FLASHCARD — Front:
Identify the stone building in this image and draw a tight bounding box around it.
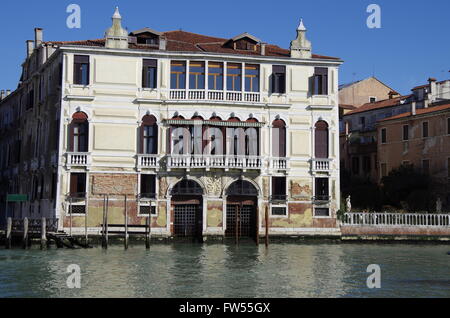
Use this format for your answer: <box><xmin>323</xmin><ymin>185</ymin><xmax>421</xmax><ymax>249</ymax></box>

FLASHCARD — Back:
<box><xmin>0</xmin><ymin>8</ymin><xmax>342</xmax><ymax>239</ymax></box>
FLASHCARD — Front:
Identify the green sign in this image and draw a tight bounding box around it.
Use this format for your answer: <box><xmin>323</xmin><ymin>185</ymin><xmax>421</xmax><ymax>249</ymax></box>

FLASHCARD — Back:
<box><xmin>6</xmin><ymin>194</ymin><xmax>28</xmax><ymax>202</ymax></box>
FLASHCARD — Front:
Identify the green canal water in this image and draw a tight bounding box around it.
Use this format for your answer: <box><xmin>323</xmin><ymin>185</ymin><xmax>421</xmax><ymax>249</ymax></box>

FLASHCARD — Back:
<box><xmin>0</xmin><ymin>243</ymin><xmax>449</xmax><ymax>298</ymax></box>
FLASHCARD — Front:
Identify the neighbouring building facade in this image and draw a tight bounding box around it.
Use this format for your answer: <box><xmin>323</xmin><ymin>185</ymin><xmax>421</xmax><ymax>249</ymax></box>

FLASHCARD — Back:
<box><xmin>341</xmin><ymin>77</ymin><xmax>450</xmax><ymax>183</ymax></box>
<box><xmin>0</xmin><ymin>8</ymin><xmax>342</xmax><ymax>239</ymax></box>
<box><xmin>339</xmin><ymin>76</ymin><xmax>398</xmax><ymax>108</ymax></box>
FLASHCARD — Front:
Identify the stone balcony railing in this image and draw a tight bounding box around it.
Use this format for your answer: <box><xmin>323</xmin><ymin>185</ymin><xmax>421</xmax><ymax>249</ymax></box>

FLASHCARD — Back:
<box><xmin>66</xmin><ymin>152</ymin><xmax>92</xmax><ymax>169</ymax></box>
<box><xmin>169</xmin><ymin>89</ymin><xmax>261</xmax><ymax>103</ymax></box>
<box><xmin>136</xmin><ymin>154</ymin><xmax>160</xmax><ymax>170</ymax></box>
<box><xmin>269</xmin><ymin>157</ymin><xmax>289</xmax><ymax>171</ymax></box>
<box><xmin>341</xmin><ymin>212</ymin><xmax>450</xmax><ymax>227</ymax></box>
<box><xmin>167</xmin><ymin>154</ymin><xmax>263</xmax><ymax>171</ymax></box>
<box><xmin>311</xmin><ymin>158</ymin><xmax>333</xmax><ymax>173</ymax></box>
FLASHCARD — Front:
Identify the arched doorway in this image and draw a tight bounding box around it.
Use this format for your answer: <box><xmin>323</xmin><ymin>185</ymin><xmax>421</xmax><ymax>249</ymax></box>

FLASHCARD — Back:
<box><xmin>225</xmin><ymin>180</ymin><xmax>259</xmax><ymax>241</ymax></box>
<box><xmin>171</xmin><ymin>179</ymin><xmax>204</xmax><ymax>240</ymax></box>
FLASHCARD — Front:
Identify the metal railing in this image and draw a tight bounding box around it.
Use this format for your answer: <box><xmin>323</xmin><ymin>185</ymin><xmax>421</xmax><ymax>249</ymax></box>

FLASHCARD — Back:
<box><xmin>11</xmin><ymin>218</ymin><xmax>59</xmax><ymax>233</ymax></box>
<box><xmin>341</xmin><ymin>212</ymin><xmax>450</xmax><ymax>227</ymax></box>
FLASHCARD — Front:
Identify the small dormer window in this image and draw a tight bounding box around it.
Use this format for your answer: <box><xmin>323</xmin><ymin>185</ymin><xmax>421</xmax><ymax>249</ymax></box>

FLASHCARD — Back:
<box><xmin>225</xmin><ymin>33</ymin><xmax>261</xmax><ymax>52</ymax></box>
<box><xmin>130</xmin><ymin>28</ymin><xmax>162</xmax><ymax>46</ymax></box>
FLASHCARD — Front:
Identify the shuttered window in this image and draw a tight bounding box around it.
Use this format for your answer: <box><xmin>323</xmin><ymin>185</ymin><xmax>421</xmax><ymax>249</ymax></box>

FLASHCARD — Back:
<box><xmin>142</xmin><ymin>59</ymin><xmax>157</xmax><ymax>89</ymax></box>
<box><xmin>315</xmin><ymin>121</ymin><xmax>329</xmax><ymax>159</ymax></box>
<box><xmin>271</xmin><ymin>177</ymin><xmax>287</xmax><ymax>201</ymax></box>
<box><xmin>272</xmin><ymin>65</ymin><xmax>286</xmax><ymax>94</ymax></box>
<box><xmin>74</xmin><ymin>55</ymin><xmax>90</xmax><ymax>85</ymax></box>
<box><xmin>312</xmin><ymin>67</ymin><xmax>328</xmax><ymax>95</ymax></box>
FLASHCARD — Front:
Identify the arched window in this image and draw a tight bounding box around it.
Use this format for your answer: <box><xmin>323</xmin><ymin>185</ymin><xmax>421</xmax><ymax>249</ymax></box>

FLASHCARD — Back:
<box><xmin>272</xmin><ymin>119</ymin><xmax>286</xmax><ymax>158</ymax></box>
<box><xmin>70</xmin><ymin>112</ymin><xmax>88</xmax><ymax>152</ymax></box>
<box><xmin>141</xmin><ymin>115</ymin><xmax>158</xmax><ymax>154</ymax></box>
<box><xmin>171</xmin><ymin>179</ymin><xmax>204</xmax><ymax>196</ymax></box>
<box><xmin>315</xmin><ymin>121</ymin><xmax>329</xmax><ymax>159</ymax></box>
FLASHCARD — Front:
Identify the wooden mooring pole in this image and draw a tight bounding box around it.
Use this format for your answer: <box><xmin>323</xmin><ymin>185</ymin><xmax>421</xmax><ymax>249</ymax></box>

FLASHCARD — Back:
<box><xmin>41</xmin><ymin>217</ymin><xmax>47</xmax><ymax>250</ymax></box>
<box><xmin>124</xmin><ymin>195</ymin><xmax>128</xmax><ymax>250</ymax></box>
<box><xmin>146</xmin><ymin>214</ymin><xmax>151</xmax><ymax>250</ymax></box>
<box><xmin>255</xmin><ymin>206</ymin><xmax>260</xmax><ymax>246</ymax></box>
<box><xmin>85</xmin><ymin>194</ymin><xmax>88</xmax><ymax>245</ymax></box>
<box><xmin>23</xmin><ymin>217</ymin><xmax>29</xmax><ymax>249</ymax></box>
<box><xmin>5</xmin><ymin>217</ymin><xmax>12</xmax><ymax>249</ymax></box>
<box><xmin>265</xmin><ymin>205</ymin><xmax>269</xmax><ymax>247</ymax></box>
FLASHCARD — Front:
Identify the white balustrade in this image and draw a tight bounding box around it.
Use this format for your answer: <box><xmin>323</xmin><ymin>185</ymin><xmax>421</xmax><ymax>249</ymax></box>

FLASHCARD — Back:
<box><xmin>138</xmin><ymin>154</ymin><xmax>159</xmax><ymax>168</ymax></box>
<box><xmin>168</xmin><ymin>89</ymin><xmax>263</xmax><ymax>103</ymax></box>
<box><xmin>66</xmin><ymin>153</ymin><xmax>91</xmax><ymax>167</ymax></box>
<box><xmin>342</xmin><ymin>212</ymin><xmax>450</xmax><ymax>228</ymax></box>
<box><xmin>168</xmin><ymin>155</ymin><xmax>262</xmax><ymax>170</ymax></box>
<box><xmin>312</xmin><ymin>159</ymin><xmax>331</xmax><ymax>172</ymax></box>
<box><xmin>271</xmin><ymin>157</ymin><xmax>288</xmax><ymax>170</ymax></box>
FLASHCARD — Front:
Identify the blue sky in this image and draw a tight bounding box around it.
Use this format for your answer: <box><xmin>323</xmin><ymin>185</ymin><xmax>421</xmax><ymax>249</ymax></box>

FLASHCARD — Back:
<box><xmin>0</xmin><ymin>0</ymin><xmax>449</xmax><ymax>95</ymax></box>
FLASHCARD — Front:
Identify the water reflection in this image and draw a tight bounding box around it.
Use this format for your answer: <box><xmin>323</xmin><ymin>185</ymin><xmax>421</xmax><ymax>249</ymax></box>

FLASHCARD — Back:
<box><xmin>0</xmin><ymin>243</ymin><xmax>448</xmax><ymax>298</ymax></box>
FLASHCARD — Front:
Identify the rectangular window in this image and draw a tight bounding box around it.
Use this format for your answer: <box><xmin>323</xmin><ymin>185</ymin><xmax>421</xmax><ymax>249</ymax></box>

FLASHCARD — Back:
<box><xmin>363</xmin><ymin>156</ymin><xmax>371</xmax><ymax>174</ymax></box>
<box><xmin>315</xmin><ymin>208</ymin><xmax>329</xmax><ymax>217</ymax></box>
<box><xmin>381</xmin><ymin>128</ymin><xmax>387</xmax><ymax>144</ymax></box>
<box><xmin>245</xmin><ymin>64</ymin><xmax>259</xmax><ymax>92</ymax></box>
<box><xmin>70</xmin><ymin>173</ymin><xmax>86</xmax><ymax>197</ymax></box>
<box><xmin>189</xmin><ymin>61</ymin><xmax>205</xmax><ymax>89</ymax></box>
<box><xmin>74</xmin><ymin>55</ymin><xmax>90</xmax><ymax>85</ymax></box>
<box><xmin>403</xmin><ymin>125</ymin><xmax>409</xmax><ymax>141</ymax></box>
<box><xmin>352</xmin><ymin>157</ymin><xmax>360</xmax><ymax>175</ymax></box>
<box><xmin>422</xmin><ymin>122</ymin><xmax>429</xmax><ymax>138</ymax></box>
<box><xmin>422</xmin><ymin>160</ymin><xmax>430</xmax><ymax>174</ymax></box>
<box><xmin>271</xmin><ymin>177</ymin><xmax>287</xmax><ymax>201</ymax></box>
<box><xmin>208</xmin><ymin>62</ymin><xmax>223</xmax><ymax>90</ymax></box>
<box><xmin>272</xmin><ymin>65</ymin><xmax>286</xmax><ymax>94</ymax></box>
<box><xmin>381</xmin><ymin>163</ymin><xmax>387</xmax><ymax>178</ymax></box>
<box><xmin>140</xmin><ymin>205</ymin><xmax>157</xmax><ymax>216</ymax></box>
<box><xmin>170</xmin><ymin>61</ymin><xmax>186</xmax><ymax>89</ymax></box>
<box><xmin>72</xmin><ymin>122</ymin><xmax>88</xmax><ymax>152</ymax></box>
<box><xmin>140</xmin><ymin>175</ymin><xmax>156</xmax><ymax>199</ymax></box>
<box><xmin>313</xmin><ymin>67</ymin><xmax>328</xmax><ymax>95</ymax></box>
<box><xmin>143</xmin><ymin>59</ymin><xmax>157</xmax><ymax>89</ymax></box>
<box><xmin>142</xmin><ymin>125</ymin><xmax>157</xmax><ymax>154</ymax></box>
<box><xmin>226</xmin><ymin>63</ymin><xmax>242</xmax><ymax>91</ymax></box>
<box><xmin>315</xmin><ymin>178</ymin><xmax>329</xmax><ymax>201</ymax></box>
<box><xmin>370</xmin><ymin>97</ymin><xmax>377</xmax><ymax>103</ymax></box>
<box><xmin>271</xmin><ymin>207</ymin><xmax>287</xmax><ymax>216</ymax></box>
<box><xmin>448</xmin><ymin>158</ymin><xmax>450</xmax><ymax>178</ymax></box>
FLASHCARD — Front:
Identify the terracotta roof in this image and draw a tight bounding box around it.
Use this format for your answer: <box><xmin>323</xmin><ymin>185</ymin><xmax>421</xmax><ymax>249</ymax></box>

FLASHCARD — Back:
<box><xmin>339</xmin><ymin>104</ymin><xmax>357</xmax><ymax>110</ymax></box>
<box><xmin>379</xmin><ymin>103</ymin><xmax>450</xmax><ymax>122</ymax></box>
<box><xmin>345</xmin><ymin>95</ymin><xmax>412</xmax><ymax>116</ymax></box>
<box><xmin>44</xmin><ymin>30</ymin><xmax>340</xmax><ymax>60</ymax></box>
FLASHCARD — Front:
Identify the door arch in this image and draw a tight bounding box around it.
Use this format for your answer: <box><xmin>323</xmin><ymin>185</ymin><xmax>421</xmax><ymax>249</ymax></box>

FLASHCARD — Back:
<box><xmin>225</xmin><ymin>180</ymin><xmax>259</xmax><ymax>241</ymax></box>
<box><xmin>171</xmin><ymin>179</ymin><xmax>204</xmax><ymax>240</ymax></box>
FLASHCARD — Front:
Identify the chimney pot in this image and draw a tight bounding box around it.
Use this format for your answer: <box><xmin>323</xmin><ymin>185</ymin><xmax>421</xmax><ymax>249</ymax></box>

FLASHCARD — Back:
<box><xmin>411</xmin><ymin>101</ymin><xmax>416</xmax><ymax>116</ymax></box>
<box><xmin>6</xmin><ymin>90</ymin><xmax>11</xmax><ymax>96</ymax></box>
<box><xmin>0</xmin><ymin>90</ymin><xmax>5</xmax><ymax>100</ymax></box>
<box><xmin>35</xmin><ymin>28</ymin><xmax>43</xmax><ymax>48</ymax></box>
<box><xmin>159</xmin><ymin>36</ymin><xmax>167</xmax><ymax>51</ymax></box>
<box><xmin>26</xmin><ymin>40</ymin><xmax>34</xmax><ymax>58</ymax></box>
<box><xmin>261</xmin><ymin>43</ymin><xmax>266</xmax><ymax>56</ymax></box>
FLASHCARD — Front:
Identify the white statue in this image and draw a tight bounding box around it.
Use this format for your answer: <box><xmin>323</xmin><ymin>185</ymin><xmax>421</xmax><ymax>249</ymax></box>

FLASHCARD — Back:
<box><xmin>346</xmin><ymin>195</ymin><xmax>352</xmax><ymax>212</ymax></box>
<box><xmin>436</xmin><ymin>197</ymin><xmax>442</xmax><ymax>213</ymax></box>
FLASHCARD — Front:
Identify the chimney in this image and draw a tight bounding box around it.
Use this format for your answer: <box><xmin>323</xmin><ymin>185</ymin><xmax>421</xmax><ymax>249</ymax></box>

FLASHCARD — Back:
<box><xmin>428</xmin><ymin>77</ymin><xmax>437</xmax><ymax>102</ymax></box>
<box><xmin>388</xmin><ymin>91</ymin><xmax>399</xmax><ymax>99</ymax></box>
<box><xmin>35</xmin><ymin>28</ymin><xmax>43</xmax><ymax>48</ymax></box>
<box><xmin>26</xmin><ymin>40</ymin><xmax>34</xmax><ymax>58</ymax></box>
<box><xmin>411</xmin><ymin>101</ymin><xmax>416</xmax><ymax>116</ymax></box>
<box><xmin>260</xmin><ymin>42</ymin><xmax>266</xmax><ymax>56</ymax></box>
<box><xmin>159</xmin><ymin>36</ymin><xmax>167</xmax><ymax>51</ymax></box>
<box><xmin>424</xmin><ymin>98</ymin><xmax>429</xmax><ymax>109</ymax></box>
<box><xmin>0</xmin><ymin>90</ymin><xmax>5</xmax><ymax>101</ymax></box>
<box><xmin>6</xmin><ymin>90</ymin><xmax>11</xmax><ymax>97</ymax></box>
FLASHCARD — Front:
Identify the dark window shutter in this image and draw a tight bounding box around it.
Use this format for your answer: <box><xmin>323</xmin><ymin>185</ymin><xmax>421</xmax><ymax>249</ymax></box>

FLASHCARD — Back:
<box><xmin>315</xmin><ymin>121</ymin><xmax>329</xmax><ymax>158</ymax></box>
<box><xmin>68</xmin><ymin>123</ymin><xmax>74</xmax><ymax>152</ymax></box>
<box><xmin>143</xmin><ymin>59</ymin><xmax>157</xmax><ymax>67</ymax></box>
<box><xmin>74</xmin><ymin>55</ymin><xmax>89</xmax><ymax>64</ymax></box>
<box><xmin>70</xmin><ymin>173</ymin><xmax>78</xmax><ymax>195</ymax></box>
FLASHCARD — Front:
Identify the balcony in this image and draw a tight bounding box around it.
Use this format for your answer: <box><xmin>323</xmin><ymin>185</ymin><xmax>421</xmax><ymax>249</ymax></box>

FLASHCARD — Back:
<box><xmin>270</xmin><ymin>157</ymin><xmax>289</xmax><ymax>171</ymax></box>
<box><xmin>311</xmin><ymin>159</ymin><xmax>333</xmax><ymax>173</ymax></box>
<box><xmin>169</xmin><ymin>89</ymin><xmax>261</xmax><ymax>103</ymax></box>
<box><xmin>66</xmin><ymin>152</ymin><xmax>91</xmax><ymax>169</ymax></box>
<box><xmin>136</xmin><ymin>154</ymin><xmax>160</xmax><ymax>170</ymax></box>
<box><xmin>167</xmin><ymin>154</ymin><xmax>263</xmax><ymax>171</ymax></box>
